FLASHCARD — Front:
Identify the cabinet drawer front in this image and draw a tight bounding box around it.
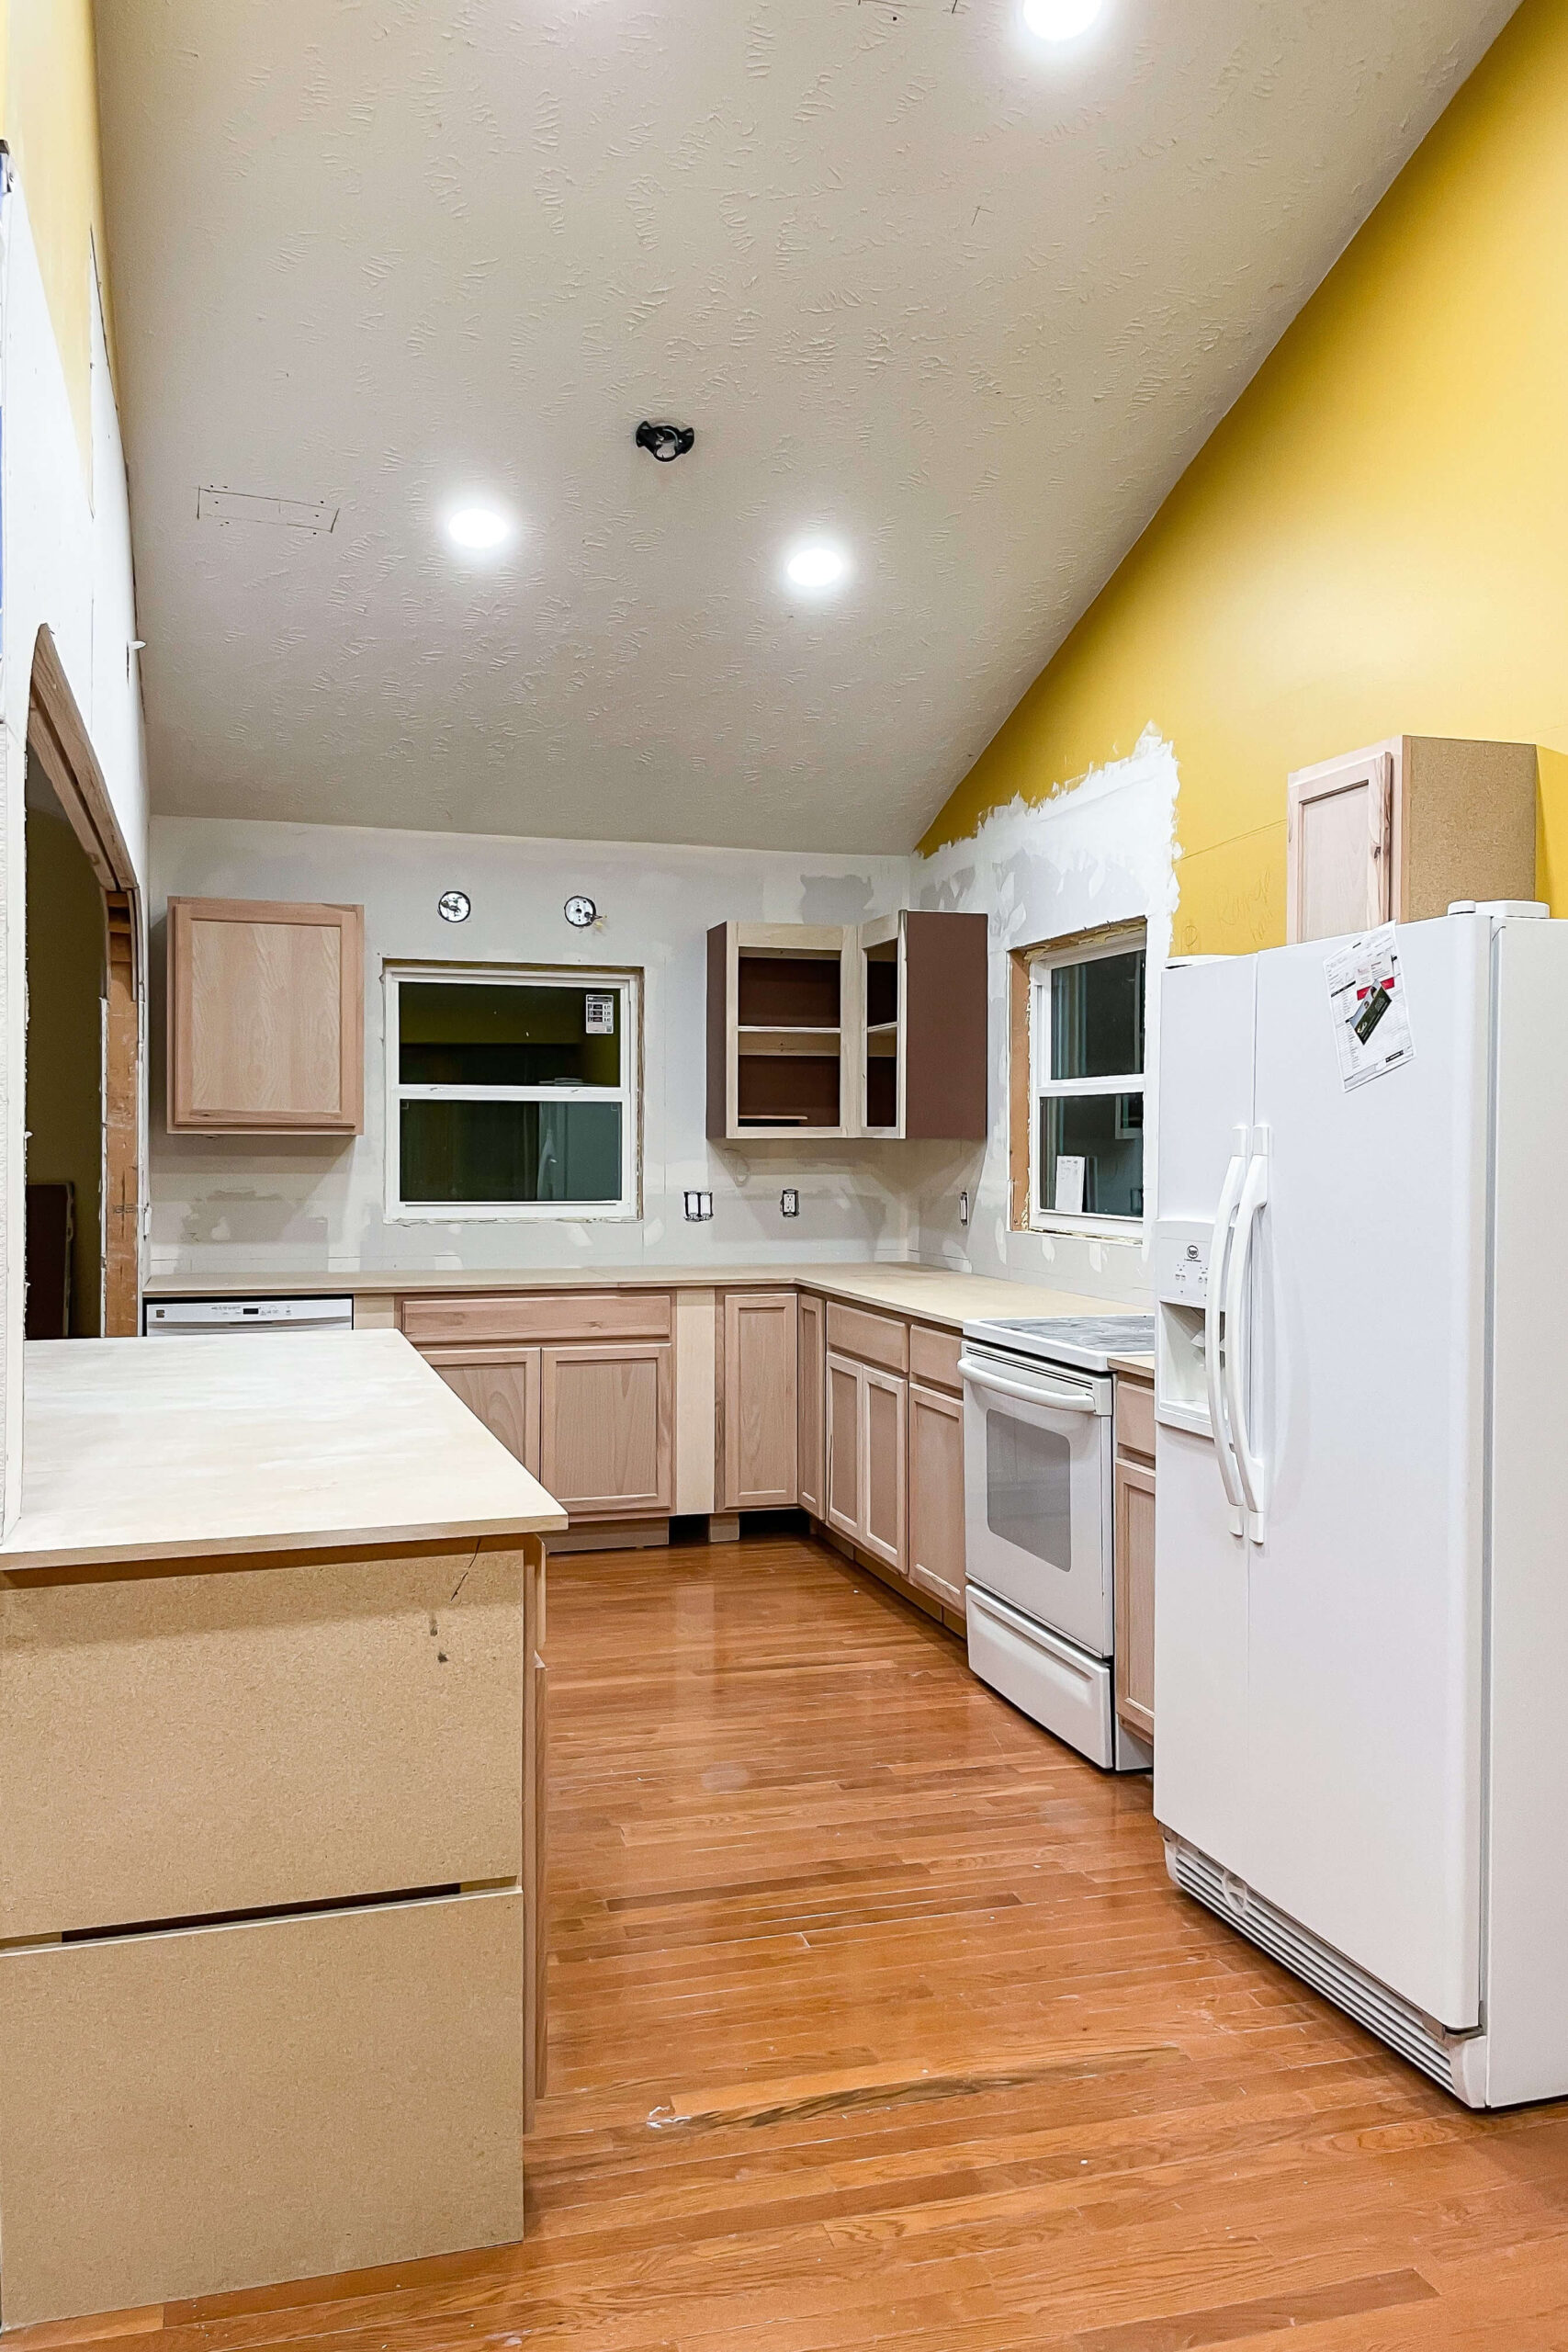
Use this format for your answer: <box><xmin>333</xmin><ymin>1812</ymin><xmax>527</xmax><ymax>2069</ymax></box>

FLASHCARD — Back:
<box><xmin>1115</xmin><ymin>1374</ymin><xmax>1156</xmax><ymax>1461</ymax></box>
<box><xmin>402</xmin><ymin>1290</ymin><xmax>672</xmax><ymax>1347</ymax></box>
<box><xmin>825</xmin><ymin>1299</ymin><xmax>909</xmax><ymax>1374</ymax></box>
<box><xmin>541</xmin><ymin>1343</ymin><xmax>672</xmax><ymax>1517</ymax></box>
<box><xmin>0</xmin><ymin>1548</ymin><xmax>525</xmax><ymax>1939</ymax></box>
<box><xmin>0</xmin><ymin>1890</ymin><xmax>524</xmax><ymax>2326</ymax></box>
<box><xmin>908</xmin><ymin>1322</ymin><xmax>962</xmax><ymax>1393</ymax></box>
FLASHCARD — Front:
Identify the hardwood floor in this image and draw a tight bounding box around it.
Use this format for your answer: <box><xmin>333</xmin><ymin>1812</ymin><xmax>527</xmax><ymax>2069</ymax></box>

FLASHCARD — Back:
<box><xmin>19</xmin><ymin>1532</ymin><xmax>1568</xmax><ymax>2350</ymax></box>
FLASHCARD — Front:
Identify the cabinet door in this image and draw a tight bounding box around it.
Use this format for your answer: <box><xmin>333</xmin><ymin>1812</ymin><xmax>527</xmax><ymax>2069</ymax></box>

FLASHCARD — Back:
<box><xmin>797</xmin><ymin>1294</ymin><xmax>826</xmax><ymax>1518</ymax></box>
<box><xmin>908</xmin><ymin>1381</ymin><xmax>964</xmax><ymax>1611</ymax></box>
<box><xmin>1285</xmin><ymin>752</ymin><xmax>1393</xmax><ymax>944</ymax></box>
<box><xmin>422</xmin><ymin>1345</ymin><xmax>541</xmax><ymax>1479</ymax></box>
<box><xmin>540</xmin><ymin>1343</ymin><xmax>671</xmax><ymax>1517</ymax></box>
<box><xmin>167</xmin><ymin>897</ymin><xmax>364</xmax><ymax>1133</ymax></box>
<box><xmin>723</xmin><ymin>1291</ymin><xmax>798</xmax><ymax>1510</ymax></box>
<box><xmin>1113</xmin><ymin>1454</ymin><xmax>1156</xmax><ymax>1743</ymax></box>
<box><xmin>825</xmin><ymin>1353</ymin><xmax>863</xmax><ymax>1544</ymax></box>
<box><xmin>523</xmin><ymin>1542</ymin><xmax>548</xmax><ymax>2125</ymax></box>
<box><xmin>861</xmin><ymin>1365</ymin><xmax>908</xmax><ymax>1575</ymax></box>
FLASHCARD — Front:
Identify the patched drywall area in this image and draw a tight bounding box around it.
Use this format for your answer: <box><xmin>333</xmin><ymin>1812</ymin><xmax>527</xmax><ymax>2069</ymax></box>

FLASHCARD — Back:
<box><xmin>148</xmin><ymin>819</ymin><xmax>915</xmax><ymax>1280</ymax></box>
<box><xmin>908</xmin><ymin>733</ymin><xmax>1179</xmax><ymax>1304</ymax></box>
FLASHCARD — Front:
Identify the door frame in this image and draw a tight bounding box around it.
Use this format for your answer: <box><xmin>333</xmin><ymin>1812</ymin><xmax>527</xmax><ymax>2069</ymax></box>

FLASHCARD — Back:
<box><xmin>25</xmin><ymin>625</ymin><xmax>143</xmax><ymax>1336</ymax></box>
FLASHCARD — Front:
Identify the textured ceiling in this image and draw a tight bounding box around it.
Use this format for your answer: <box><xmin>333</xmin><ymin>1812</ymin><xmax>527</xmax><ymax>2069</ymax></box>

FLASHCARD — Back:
<box><xmin>95</xmin><ymin>0</ymin><xmax>1515</xmax><ymax>852</ymax></box>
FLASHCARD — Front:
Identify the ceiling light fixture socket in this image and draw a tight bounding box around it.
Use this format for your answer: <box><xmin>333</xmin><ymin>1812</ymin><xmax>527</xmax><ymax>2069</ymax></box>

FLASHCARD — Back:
<box><xmin>636</xmin><ymin>420</ymin><xmax>695</xmax><ymax>463</ymax></box>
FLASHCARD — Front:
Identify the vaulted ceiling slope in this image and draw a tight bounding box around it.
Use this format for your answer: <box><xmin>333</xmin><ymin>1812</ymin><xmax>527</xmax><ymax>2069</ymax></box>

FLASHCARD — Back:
<box><xmin>95</xmin><ymin>0</ymin><xmax>1514</xmax><ymax>853</ymax></box>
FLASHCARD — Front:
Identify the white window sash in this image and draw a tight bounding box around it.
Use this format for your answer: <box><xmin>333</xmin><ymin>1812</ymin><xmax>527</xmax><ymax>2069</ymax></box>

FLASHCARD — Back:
<box><xmin>384</xmin><ymin>965</ymin><xmax>638</xmax><ymax>1222</ymax></box>
<box><xmin>1027</xmin><ymin>930</ymin><xmax>1147</xmax><ymax>1234</ymax></box>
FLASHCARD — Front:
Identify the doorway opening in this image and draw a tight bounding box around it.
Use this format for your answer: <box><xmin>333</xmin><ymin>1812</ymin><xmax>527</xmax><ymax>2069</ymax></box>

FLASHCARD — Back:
<box><xmin>23</xmin><ymin>627</ymin><xmax>142</xmax><ymax>1338</ymax></box>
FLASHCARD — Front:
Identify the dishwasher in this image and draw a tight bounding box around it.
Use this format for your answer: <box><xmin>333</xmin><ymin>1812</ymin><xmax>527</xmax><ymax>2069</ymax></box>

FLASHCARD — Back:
<box><xmin>143</xmin><ymin>1296</ymin><xmax>355</xmax><ymax>1335</ymax></box>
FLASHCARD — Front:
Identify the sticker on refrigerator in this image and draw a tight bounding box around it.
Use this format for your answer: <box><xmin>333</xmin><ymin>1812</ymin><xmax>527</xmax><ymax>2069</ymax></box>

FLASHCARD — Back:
<box><xmin>1324</xmin><ymin>923</ymin><xmax>1413</xmax><ymax>1091</ymax></box>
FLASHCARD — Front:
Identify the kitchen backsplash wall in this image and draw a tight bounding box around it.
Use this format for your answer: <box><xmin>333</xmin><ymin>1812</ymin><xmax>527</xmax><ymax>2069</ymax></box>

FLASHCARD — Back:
<box><xmin>149</xmin><ymin>818</ymin><xmax>915</xmax><ymax>1279</ymax></box>
<box><xmin>150</xmin><ymin>757</ymin><xmax>1175</xmax><ymax>1300</ymax></box>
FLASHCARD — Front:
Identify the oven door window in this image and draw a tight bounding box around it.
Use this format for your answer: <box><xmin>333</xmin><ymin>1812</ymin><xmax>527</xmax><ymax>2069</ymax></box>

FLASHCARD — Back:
<box><xmin>985</xmin><ymin>1407</ymin><xmax>1073</xmax><ymax>1573</ymax></box>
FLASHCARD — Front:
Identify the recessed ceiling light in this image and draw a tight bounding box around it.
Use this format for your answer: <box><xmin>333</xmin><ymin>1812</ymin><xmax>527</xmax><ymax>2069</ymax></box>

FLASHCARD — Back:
<box><xmin>445</xmin><ymin>504</ymin><xmax>513</xmax><ymax>551</ymax></box>
<box><xmin>785</xmin><ymin>543</ymin><xmax>851</xmax><ymax>593</ymax></box>
<box><xmin>1022</xmin><ymin>0</ymin><xmax>1102</xmax><ymax>39</ymax></box>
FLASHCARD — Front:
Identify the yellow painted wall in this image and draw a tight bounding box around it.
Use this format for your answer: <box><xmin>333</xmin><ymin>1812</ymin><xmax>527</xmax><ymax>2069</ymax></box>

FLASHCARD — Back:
<box><xmin>920</xmin><ymin>0</ymin><xmax>1568</xmax><ymax>954</ymax></box>
<box><xmin>2</xmin><ymin>0</ymin><xmax>109</xmax><ymax>481</ymax></box>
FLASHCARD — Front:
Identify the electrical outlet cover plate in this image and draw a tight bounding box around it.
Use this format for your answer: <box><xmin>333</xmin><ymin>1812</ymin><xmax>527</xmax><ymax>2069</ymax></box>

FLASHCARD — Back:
<box><xmin>781</xmin><ymin>1190</ymin><xmax>799</xmax><ymax>1216</ymax></box>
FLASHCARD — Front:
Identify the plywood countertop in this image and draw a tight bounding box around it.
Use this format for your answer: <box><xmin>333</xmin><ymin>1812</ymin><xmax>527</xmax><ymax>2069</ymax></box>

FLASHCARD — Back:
<box><xmin>142</xmin><ymin>1261</ymin><xmax>1131</xmax><ymax>1332</ymax></box>
<box><xmin>1109</xmin><ymin>1351</ymin><xmax>1156</xmax><ymax>1378</ymax></box>
<box><xmin>1</xmin><ymin>1331</ymin><xmax>568</xmax><ymax>1571</ymax></box>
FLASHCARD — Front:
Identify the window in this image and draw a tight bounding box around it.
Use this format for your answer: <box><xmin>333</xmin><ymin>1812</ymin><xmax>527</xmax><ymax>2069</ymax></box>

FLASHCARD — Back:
<box><xmin>386</xmin><ymin>966</ymin><xmax>638</xmax><ymax>1220</ymax></box>
<box><xmin>1030</xmin><ymin>930</ymin><xmax>1145</xmax><ymax>1227</ymax></box>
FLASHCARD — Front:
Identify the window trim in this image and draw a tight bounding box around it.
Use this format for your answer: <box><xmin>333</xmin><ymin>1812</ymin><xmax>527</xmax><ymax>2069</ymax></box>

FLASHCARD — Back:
<box><xmin>1025</xmin><ymin>925</ymin><xmax>1147</xmax><ymax>1238</ymax></box>
<box><xmin>383</xmin><ymin>960</ymin><xmax>642</xmax><ymax>1223</ymax></box>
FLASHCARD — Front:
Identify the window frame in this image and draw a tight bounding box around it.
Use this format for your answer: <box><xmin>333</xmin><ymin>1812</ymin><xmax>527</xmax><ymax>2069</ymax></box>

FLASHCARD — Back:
<box><xmin>1027</xmin><ymin>925</ymin><xmax>1147</xmax><ymax>1238</ymax></box>
<box><xmin>383</xmin><ymin>960</ymin><xmax>641</xmax><ymax>1223</ymax></box>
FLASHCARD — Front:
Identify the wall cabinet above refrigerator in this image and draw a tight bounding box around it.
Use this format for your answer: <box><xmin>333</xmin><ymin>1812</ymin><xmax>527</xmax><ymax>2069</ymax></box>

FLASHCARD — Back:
<box><xmin>705</xmin><ymin>912</ymin><xmax>987</xmax><ymax>1144</ymax></box>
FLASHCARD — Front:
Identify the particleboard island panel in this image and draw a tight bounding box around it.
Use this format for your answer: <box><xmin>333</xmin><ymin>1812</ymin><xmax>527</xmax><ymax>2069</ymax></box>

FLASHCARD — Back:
<box><xmin>0</xmin><ymin>1334</ymin><xmax>560</xmax><ymax>2324</ymax></box>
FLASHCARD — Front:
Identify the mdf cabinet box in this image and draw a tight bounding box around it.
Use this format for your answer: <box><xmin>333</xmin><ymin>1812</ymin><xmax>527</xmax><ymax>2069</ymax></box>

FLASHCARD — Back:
<box><xmin>167</xmin><ymin>896</ymin><xmax>365</xmax><ymax>1132</ymax></box>
<box><xmin>706</xmin><ymin>911</ymin><xmax>987</xmax><ymax>1143</ymax></box>
<box><xmin>1285</xmin><ymin>737</ymin><xmax>1537</xmax><ymax>945</ymax></box>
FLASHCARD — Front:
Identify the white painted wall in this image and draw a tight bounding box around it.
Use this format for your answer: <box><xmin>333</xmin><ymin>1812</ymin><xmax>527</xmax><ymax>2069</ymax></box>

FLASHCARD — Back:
<box><xmin>148</xmin><ymin>754</ymin><xmax>1175</xmax><ymax>1306</ymax></box>
<box><xmin>149</xmin><ymin>818</ymin><xmax>915</xmax><ymax>1279</ymax></box>
<box><xmin>1</xmin><ymin>183</ymin><xmax>149</xmax><ymax>1523</ymax></box>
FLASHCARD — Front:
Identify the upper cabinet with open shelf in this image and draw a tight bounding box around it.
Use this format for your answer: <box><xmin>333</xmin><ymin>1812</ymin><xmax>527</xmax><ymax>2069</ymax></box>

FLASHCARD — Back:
<box><xmin>706</xmin><ymin>912</ymin><xmax>987</xmax><ymax>1145</ymax></box>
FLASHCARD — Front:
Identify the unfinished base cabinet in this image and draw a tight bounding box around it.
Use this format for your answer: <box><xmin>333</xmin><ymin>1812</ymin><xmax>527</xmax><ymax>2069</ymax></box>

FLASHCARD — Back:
<box><xmin>721</xmin><ymin>1290</ymin><xmax>797</xmax><ymax>1510</ymax></box>
<box><xmin>542</xmin><ymin>1342</ymin><xmax>672</xmax><ymax>1518</ymax></box>
<box><xmin>908</xmin><ymin>1380</ymin><xmax>964</xmax><ymax>1612</ymax></box>
<box><xmin>422</xmin><ymin>1345</ymin><xmax>542</xmax><ymax>1480</ymax></box>
<box><xmin>1113</xmin><ymin>1372</ymin><xmax>1156</xmax><ymax>1746</ymax></box>
<box><xmin>403</xmin><ymin>1293</ymin><xmax>674</xmax><ymax>1527</ymax></box>
<box><xmin>797</xmin><ymin>1292</ymin><xmax>826</xmax><ymax>1518</ymax></box>
<box><xmin>826</xmin><ymin>1351</ymin><xmax>907</xmax><ymax>1575</ymax></box>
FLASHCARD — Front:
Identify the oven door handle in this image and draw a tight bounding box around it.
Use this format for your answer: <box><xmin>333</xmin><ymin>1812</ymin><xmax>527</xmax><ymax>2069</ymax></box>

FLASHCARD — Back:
<box><xmin>959</xmin><ymin>1362</ymin><xmax>1099</xmax><ymax>1415</ymax></box>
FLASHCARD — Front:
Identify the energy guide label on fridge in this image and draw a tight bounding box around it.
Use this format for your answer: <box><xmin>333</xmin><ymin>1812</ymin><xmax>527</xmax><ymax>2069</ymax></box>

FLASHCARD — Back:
<box><xmin>1325</xmin><ymin>922</ymin><xmax>1413</xmax><ymax>1091</ymax></box>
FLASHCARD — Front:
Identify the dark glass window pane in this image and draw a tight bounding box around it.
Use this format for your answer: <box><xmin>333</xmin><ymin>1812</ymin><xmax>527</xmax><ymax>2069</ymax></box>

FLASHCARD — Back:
<box><xmin>1050</xmin><ymin>950</ymin><xmax>1145</xmax><ymax>1080</ymax></box>
<box><xmin>1038</xmin><ymin>1093</ymin><xmax>1144</xmax><ymax>1219</ymax></box>
<box><xmin>400</xmin><ymin>1100</ymin><xmax>623</xmax><ymax>1204</ymax></box>
<box><xmin>986</xmin><ymin>1409</ymin><xmax>1072</xmax><ymax>1572</ymax></box>
<box><xmin>399</xmin><ymin>983</ymin><xmax>621</xmax><ymax>1088</ymax></box>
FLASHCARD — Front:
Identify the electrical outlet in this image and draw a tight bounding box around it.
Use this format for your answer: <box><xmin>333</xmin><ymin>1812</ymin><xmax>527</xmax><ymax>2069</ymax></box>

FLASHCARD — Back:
<box><xmin>683</xmin><ymin>1191</ymin><xmax>715</xmax><ymax>1222</ymax></box>
<box><xmin>781</xmin><ymin>1189</ymin><xmax>799</xmax><ymax>1217</ymax></box>
<box><xmin>959</xmin><ymin>1189</ymin><xmax>970</xmax><ymax>1227</ymax></box>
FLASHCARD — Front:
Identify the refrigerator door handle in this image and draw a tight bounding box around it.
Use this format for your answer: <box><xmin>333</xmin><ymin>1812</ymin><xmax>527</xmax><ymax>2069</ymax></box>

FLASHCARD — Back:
<box><xmin>1206</xmin><ymin>1151</ymin><xmax>1247</xmax><ymax>1537</ymax></box>
<box><xmin>1224</xmin><ymin>1144</ymin><xmax>1270</xmax><ymax>1544</ymax></box>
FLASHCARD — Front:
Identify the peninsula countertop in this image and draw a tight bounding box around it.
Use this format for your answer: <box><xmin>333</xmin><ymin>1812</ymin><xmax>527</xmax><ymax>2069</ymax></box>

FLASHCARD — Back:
<box><xmin>1</xmin><ymin>1329</ymin><xmax>568</xmax><ymax>1571</ymax></box>
<box><xmin>141</xmin><ymin>1261</ymin><xmax>1136</xmax><ymax>1333</ymax></box>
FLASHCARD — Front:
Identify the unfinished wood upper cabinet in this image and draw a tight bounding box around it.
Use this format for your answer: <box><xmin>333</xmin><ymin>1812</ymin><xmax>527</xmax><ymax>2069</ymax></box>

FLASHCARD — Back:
<box><xmin>797</xmin><ymin>1292</ymin><xmax>826</xmax><ymax>1518</ymax></box>
<box><xmin>859</xmin><ymin>910</ymin><xmax>988</xmax><ymax>1139</ymax></box>
<box><xmin>825</xmin><ymin>1349</ymin><xmax>907</xmax><ymax>1575</ymax></box>
<box><xmin>706</xmin><ymin>922</ymin><xmax>858</xmax><ymax>1140</ymax></box>
<box><xmin>167</xmin><ymin>897</ymin><xmax>364</xmax><ymax>1132</ymax></box>
<box><xmin>540</xmin><ymin>1341</ymin><xmax>672</xmax><ymax>1519</ymax></box>
<box><xmin>1286</xmin><ymin>737</ymin><xmax>1538</xmax><ymax>944</ymax></box>
<box><xmin>420</xmin><ymin>1344</ymin><xmax>542</xmax><ymax>1480</ymax></box>
<box><xmin>722</xmin><ymin>1290</ymin><xmax>797</xmax><ymax>1510</ymax></box>
<box><xmin>908</xmin><ymin>1380</ymin><xmax>964</xmax><ymax>1612</ymax></box>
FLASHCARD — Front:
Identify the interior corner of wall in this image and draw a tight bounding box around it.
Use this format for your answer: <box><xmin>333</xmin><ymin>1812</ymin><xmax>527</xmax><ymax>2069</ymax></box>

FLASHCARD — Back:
<box><xmin>1170</xmin><ymin>822</ymin><xmax>1287</xmax><ymax>958</ymax></box>
<box><xmin>1534</xmin><ymin>749</ymin><xmax>1568</xmax><ymax>916</ymax></box>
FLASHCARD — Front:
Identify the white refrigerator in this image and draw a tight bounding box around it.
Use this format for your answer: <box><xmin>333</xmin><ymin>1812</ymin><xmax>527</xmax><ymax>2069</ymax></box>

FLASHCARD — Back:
<box><xmin>1153</xmin><ymin>904</ymin><xmax>1568</xmax><ymax>2106</ymax></box>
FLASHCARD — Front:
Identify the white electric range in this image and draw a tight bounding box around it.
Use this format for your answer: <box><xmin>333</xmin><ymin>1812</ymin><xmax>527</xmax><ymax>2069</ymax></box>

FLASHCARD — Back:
<box><xmin>960</xmin><ymin>1312</ymin><xmax>1155</xmax><ymax>1772</ymax></box>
